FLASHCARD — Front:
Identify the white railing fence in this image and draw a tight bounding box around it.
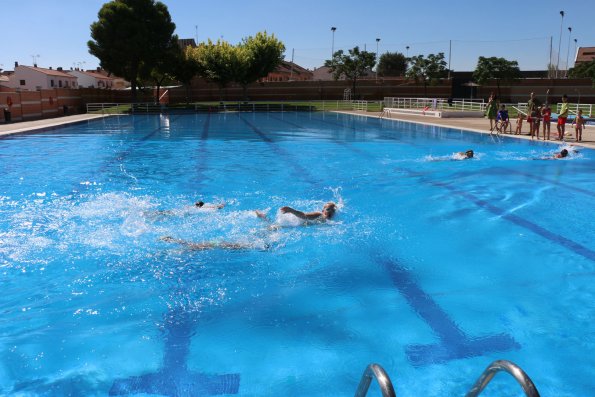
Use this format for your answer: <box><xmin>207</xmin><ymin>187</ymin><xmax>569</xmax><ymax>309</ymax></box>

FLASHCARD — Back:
<box><xmin>383</xmin><ymin>97</ymin><xmax>485</xmax><ymax>112</ymax></box>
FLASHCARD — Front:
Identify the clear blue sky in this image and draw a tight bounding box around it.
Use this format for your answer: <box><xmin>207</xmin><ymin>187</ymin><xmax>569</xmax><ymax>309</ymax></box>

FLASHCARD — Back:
<box><xmin>1</xmin><ymin>0</ymin><xmax>593</xmax><ymax>73</ymax></box>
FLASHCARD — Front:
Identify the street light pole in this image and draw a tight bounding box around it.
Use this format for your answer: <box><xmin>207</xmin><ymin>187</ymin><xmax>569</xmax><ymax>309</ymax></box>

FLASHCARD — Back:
<box><xmin>331</xmin><ymin>27</ymin><xmax>337</xmax><ymax>61</ymax></box>
<box><xmin>565</xmin><ymin>26</ymin><xmax>572</xmax><ymax>77</ymax></box>
<box><xmin>376</xmin><ymin>38</ymin><xmax>380</xmax><ymax>82</ymax></box>
<box><xmin>556</xmin><ymin>10</ymin><xmax>564</xmax><ymax>78</ymax></box>
<box><xmin>406</xmin><ymin>46</ymin><xmax>409</xmax><ymax>57</ymax></box>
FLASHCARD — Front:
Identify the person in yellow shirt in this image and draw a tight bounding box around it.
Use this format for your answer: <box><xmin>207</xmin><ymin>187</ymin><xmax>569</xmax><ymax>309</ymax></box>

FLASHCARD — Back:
<box><xmin>556</xmin><ymin>94</ymin><xmax>569</xmax><ymax>140</ymax></box>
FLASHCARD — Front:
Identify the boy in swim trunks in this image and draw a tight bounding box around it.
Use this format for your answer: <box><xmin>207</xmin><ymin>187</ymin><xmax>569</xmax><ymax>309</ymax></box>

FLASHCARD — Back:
<box><xmin>557</xmin><ymin>95</ymin><xmax>569</xmax><ymax>140</ymax></box>
<box><xmin>541</xmin><ymin>103</ymin><xmax>552</xmax><ymax>140</ymax></box>
<box><xmin>571</xmin><ymin>109</ymin><xmax>585</xmax><ymax>142</ymax></box>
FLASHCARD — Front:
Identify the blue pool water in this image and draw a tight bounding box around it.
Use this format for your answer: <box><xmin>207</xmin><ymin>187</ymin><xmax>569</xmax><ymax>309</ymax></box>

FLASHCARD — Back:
<box><xmin>0</xmin><ymin>112</ymin><xmax>593</xmax><ymax>396</ymax></box>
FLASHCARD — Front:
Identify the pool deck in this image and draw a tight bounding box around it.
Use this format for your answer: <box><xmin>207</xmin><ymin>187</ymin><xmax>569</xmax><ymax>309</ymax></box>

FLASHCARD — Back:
<box><xmin>339</xmin><ymin>110</ymin><xmax>595</xmax><ymax>149</ymax></box>
<box><xmin>1</xmin><ymin>111</ymin><xmax>594</xmax><ymax>149</ymax></box>
<box><xmin>0</xmin><ymin>114</ymin><xmax>111</xmax><ymax>137</ymax></box>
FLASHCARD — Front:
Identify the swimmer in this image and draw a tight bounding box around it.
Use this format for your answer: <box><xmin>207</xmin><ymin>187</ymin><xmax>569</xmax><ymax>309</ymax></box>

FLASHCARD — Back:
<box><xmin>194</xmin><ymin>201</ymin><xmax>225</xmax><ymax>209</ymax></box>
<box><xmin>150</xmin><ymin>200</ymin><xmax>225</xmax><ymax>217</ymax></box>
<box><xmin>160</xmin><ymin>236</ymin><xmax>268</xmax><ymax>251</ymax></box>
<box><xmin>554</xmin><ymin>149</ymin><xmax>569</xmax><ymax>158</ymax></box>
<box><xmin>458</xmin><ymin>150</ymin><xmax>474</xmax><ymax>159</ymax></box>
<box><xmin>533</xmin><ymin>148</ymin><xmax>578</xmax><ymax>160</ymax></box>
<box><xmin>256</xmin><ymin>202</ymin><xmax>337</xmax><ymax>225</ymax></box>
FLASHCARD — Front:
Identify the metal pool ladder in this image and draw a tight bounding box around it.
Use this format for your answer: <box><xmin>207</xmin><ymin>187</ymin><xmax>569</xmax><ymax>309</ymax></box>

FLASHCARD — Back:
<box><xmin>354</xmin><ymin>360</ymin><xmax>540</xmax><ymax>397</ymax></box>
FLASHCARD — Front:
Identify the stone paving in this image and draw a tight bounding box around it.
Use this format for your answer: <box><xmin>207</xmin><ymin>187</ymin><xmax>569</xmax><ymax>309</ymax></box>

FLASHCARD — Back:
<box><xmin>0</xmin><ymin>114</ymin><xmax>111</xmax><ymax>137</ymax></box>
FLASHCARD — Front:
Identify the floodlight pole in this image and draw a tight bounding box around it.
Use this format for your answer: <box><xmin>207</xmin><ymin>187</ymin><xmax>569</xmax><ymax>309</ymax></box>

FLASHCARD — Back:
<box><xmin>565</xmin><ymin>26</ymin><xmax>572</xmax><ymax>77</ymax></box>
<box><xmin>556</xmin><ymin>10</ymin><xmax>564</xmax><ymax>78</ymax></box>
<box><xmin>376</xmin><ymin>38</ymin><xmax>380</xmax><ymax>82</ymax></box>
<box><xmin>448</xmin><ymin>39</ymin><xmax>452</xmax><ymax>79</ymax></box>
<box><xmin>331</xmin><ymin>27</ymin><xmax>337</xmax><ymax>61</ymax></box>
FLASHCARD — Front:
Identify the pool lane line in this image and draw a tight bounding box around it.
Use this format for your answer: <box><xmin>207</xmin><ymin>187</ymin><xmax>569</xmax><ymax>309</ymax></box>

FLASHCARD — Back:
<box><xmin>193</xmin><ymin>113</ymin><xmax>211</xmax><ymax>187</ymax></box>
<box><xmin>489</xmin><ymin>166</ymin><xmax>595</xmax><ymax>198</ymax></box>
<box><xmin>109</xmin><ymin>306</ymin><xmax>240</xmax><ymax>396</ymax></box>
<box><xmin>239</xmin><ymin>115</ymin><xmax>323</xmax><ymax>187</ymax></box>
<box><xmin>375</xmin><ymin>254</ymin><xmax>520</xmax><ymax>366</ymax></box>
<box><xmin>398</xmin><ymin>168</ymin><xmax>595</xmax><ymax>262</ymax></box>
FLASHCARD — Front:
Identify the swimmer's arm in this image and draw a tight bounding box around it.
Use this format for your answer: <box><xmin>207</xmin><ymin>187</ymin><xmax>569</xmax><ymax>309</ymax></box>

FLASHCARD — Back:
<box><xmin>255</xmin><ymin>210</ymin><xmax>271</xmax><ymax>222</ymax></box>
<box><xmin>280</xmin><ymin>206</ymin><xmax>322</xmax><ymax>220</ymax></box>
<box><xmin>203</xmin><ymin>202</ymin><xmax>225</xmax><ymax>209</ymax></box>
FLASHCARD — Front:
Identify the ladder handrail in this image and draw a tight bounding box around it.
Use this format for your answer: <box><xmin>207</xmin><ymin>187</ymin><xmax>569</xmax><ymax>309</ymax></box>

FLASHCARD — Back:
<box><xmin>465</xmin><ymin>360</ymin><xmax>540</xmax><ymax>397</ymax></box>
<box><xmin>354</xmin><ymin>363</ymin><xmax>396</xmax><ymax>397</ymax></box>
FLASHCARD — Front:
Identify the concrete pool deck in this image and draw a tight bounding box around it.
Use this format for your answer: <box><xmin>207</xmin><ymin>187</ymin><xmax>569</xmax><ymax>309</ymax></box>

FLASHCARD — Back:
<box><xmin>1</xmin><ymin>111</ymin><xmax>594</xmax><ymax>150</ymax></box>
<box><xmin>0</xmin><ymin>114</ymin><xmax>111</xmax><ymax>137</ymax></box>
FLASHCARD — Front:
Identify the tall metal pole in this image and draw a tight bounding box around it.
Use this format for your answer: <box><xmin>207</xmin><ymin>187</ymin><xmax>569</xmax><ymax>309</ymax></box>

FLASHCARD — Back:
<box><xmin>448</xmin><ymin>39</ymin><xmax>452</xmax><ymax>79</ymax></box>
<box><xmin>573</xmin><ymin>38</ymin><xmax>578</xmax><ymax>69</ymax></box>
<box><xmin>556</xmin><ymin>11</ymin><xmax>564</xmax><ymax>78</ymax></box>
<box><xmin>290</xmin><ymin>48</ymin><xmax>294</xmax><ymax>80</ymax></box>
<box><xmin>548</xmin><ymin>36</ymin><xmax>553</xmax><ymax>78</ymax></box>
<box><xmin>376</xmin><ymin>38</ymin><xmax>380</xmax><ymax>82</ymax></box>
<box><xmin>406</xmin><ymin>46</ymin><xmax>409</xmax><ymax>58</ymax></box>
<box><xmin>195</xmin><ymin>25</ymin><xmax>198</xmax><ymax>44</ymax></box>
<box><xmin>331</xmin><ymin>27</ymin><xmax>336</xmax><ymax>61</ymax></box>
<box><xmin>565</xmin><ymin>26</ymin><xmax>572</xmax><ymax>77</ymax></box>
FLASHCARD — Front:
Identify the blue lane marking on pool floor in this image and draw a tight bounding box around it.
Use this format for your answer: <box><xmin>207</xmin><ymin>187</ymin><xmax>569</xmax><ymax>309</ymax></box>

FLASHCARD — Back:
<box><xmin>403</xmin><ymin>171</ymin><xmax>595</xmax><ymax>262</ymax></box>
<box><xmin>375</xmin><ymin>255</ymin><xmax>520</xmax><ymax>366</ymax></box>
<box><xmin>193</xmin><ymin>113</ymin><xmax>211</xmax><ymax>187</ymax></box>
<box><xmin>109</xmin><ymin>308</ymin><xmax>240</xmax><ymax>396</ymax></box>
<box><xmin>239</xmin><ymin>116</ymin><xmax>322</xmax><ymax>187</ymax></box>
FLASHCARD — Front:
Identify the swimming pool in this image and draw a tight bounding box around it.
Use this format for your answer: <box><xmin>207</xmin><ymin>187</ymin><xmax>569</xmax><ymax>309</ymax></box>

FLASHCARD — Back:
<box><xmin>0</xmin><ymin>112</ymin><xmax>593</xmax><ymax>396</ymax></box>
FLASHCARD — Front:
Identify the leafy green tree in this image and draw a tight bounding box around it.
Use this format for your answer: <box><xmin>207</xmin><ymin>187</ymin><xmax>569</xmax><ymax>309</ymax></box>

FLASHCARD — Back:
<box><xmin>142</xmin><ymin>39</ymin><xmax>185</xmax><ymax>102</ymax></box>
<box><xmin>473</xmin><ymin>56</ymin><xmax>521</xmax><ymax>98</ymax></box>
<box><xmin>187</xmin><ymin>39</ymin><xmax>244</xmax><ymax>100</ymax></box>
<box><xmin>377</xmin><ymin>52</ymin><xmax>407</xmax><ymax>77</ymax></box>
<box><xmin>174</xmin><ymin>47</ymin><xmax>201</xmax><ymax>104</ymax></box>
<box><xmin>88</xmin><ymin>0</ymin><xmax>177</xmax><ymax>100</ymax></box>
<box><xmin>568</xmin><ymin>60</ymin><xmax>595</xmax><ymax>87</ymax></box>
<box><xmin>236</xmin><ymin>32</ymin><xmax>285</xmax><ymax>99</ymax></box>
<box><xmin>405</xmin><ymin>53</ymin><xmax>447</xmax><ymax>96</ymax></box>
<box><xmin>324</xmin><ymin>46</ymin><xmax>376</xmax><ymax>98</ymax></box>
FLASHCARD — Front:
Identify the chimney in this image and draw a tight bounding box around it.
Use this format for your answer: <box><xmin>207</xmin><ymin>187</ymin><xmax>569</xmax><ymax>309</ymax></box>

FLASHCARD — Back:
<box><xmin>97</xmin><ymin>67</ymin><xmax>101</xmax><ymax>72</ymax></box>
<box><xmin>34</xmin><ymin>64</ymin><xmax>37</xmax><ymax>68</ymax></box>
<box><xmin>49</xmin><ymin>66</ymin><xmax>52</xmax><ymax>70</ymax></box>
<box><xmin>15</xmin><ymin>61</ymin><xmax>18</xmax><ymax>67</ymax></box>
<box><xmin>57</xmin><ymin>67</ymin><xmax>63</xmax><ymax>71</ymax></box>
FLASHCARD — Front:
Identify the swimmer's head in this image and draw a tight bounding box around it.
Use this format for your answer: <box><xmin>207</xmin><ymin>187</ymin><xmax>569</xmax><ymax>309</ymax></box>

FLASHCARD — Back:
<box><xmin>321</xmin><ymin>202</ymin><xmax>337</xmax><ymax>219</ymax></box>
<box><xmin>465</xmin><ymin>150</ymin><xmax>474</xmax><ymax>159</ymax></box>
<box><xmin>195</xmin><ymin>201</ymin><xmax>205</xmax><ymax>207</ymax></box>
<box><xmin>560</xmin><ymin>149</ymin><xmax>568</xmax><ymax>158</ymax></box>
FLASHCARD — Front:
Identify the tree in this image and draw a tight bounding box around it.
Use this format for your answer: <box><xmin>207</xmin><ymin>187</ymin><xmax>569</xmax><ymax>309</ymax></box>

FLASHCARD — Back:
<box><xmin>473</xmin><ymin>56</ymin><xmax>521</xmax><ymax>99</ymax></box>
<box><xmin>568</xmin><ymin>60</ymin><xmax>595</xmax><ymax>87</ymax></box>
<box><xmin>236</xmin><ymin>32</ymin><xmax>285</xmax><ymax>99</ymax></box>
<box><xmin>143</xmin><ymin>38</ymin><xmax>184</xmax><ymax>103</ymax></box>
<box><xmin>377</xmin><ymin>52</ymin><xmax>407</xmax><ymax>77</ymax></box>
<box><xmin>324</xmin><ymin>46</ymin><xmax>376</xmax><ymax>98</ymax></box>
<box><xmin>187</xmin><ymin>39</ymin><xmax>244</xmax><ymax>100</ymax></box>
<box><xmin>405</xmin><ymin>53</ymin><xmax>447</xmax><ymax>96</ymax></box>
<box><xmin>88</xmin><ymin>0</ymin><xmax>177</xmax><ymax>100</ymax></box>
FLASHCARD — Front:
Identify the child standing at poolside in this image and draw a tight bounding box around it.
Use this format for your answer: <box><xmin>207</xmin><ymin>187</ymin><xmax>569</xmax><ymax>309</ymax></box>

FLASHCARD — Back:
<box><xmin>572</xmin><ymin>109</ymin><xmax>585</xmax><ymax>142</ymax></box>
<box><xmin>557</xmin><ymin>94</ymin><xmax>569</xmax><ymax>140</ymax></box>
<box><xmin>515</xmin><ymin>113</ymin><xmax>524</xmax><ymax>135</ymax></box>
<box><xmin>541</xmin><ymin>103</ymin><xmax>552</xmax><ymax>140</ymax></box>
